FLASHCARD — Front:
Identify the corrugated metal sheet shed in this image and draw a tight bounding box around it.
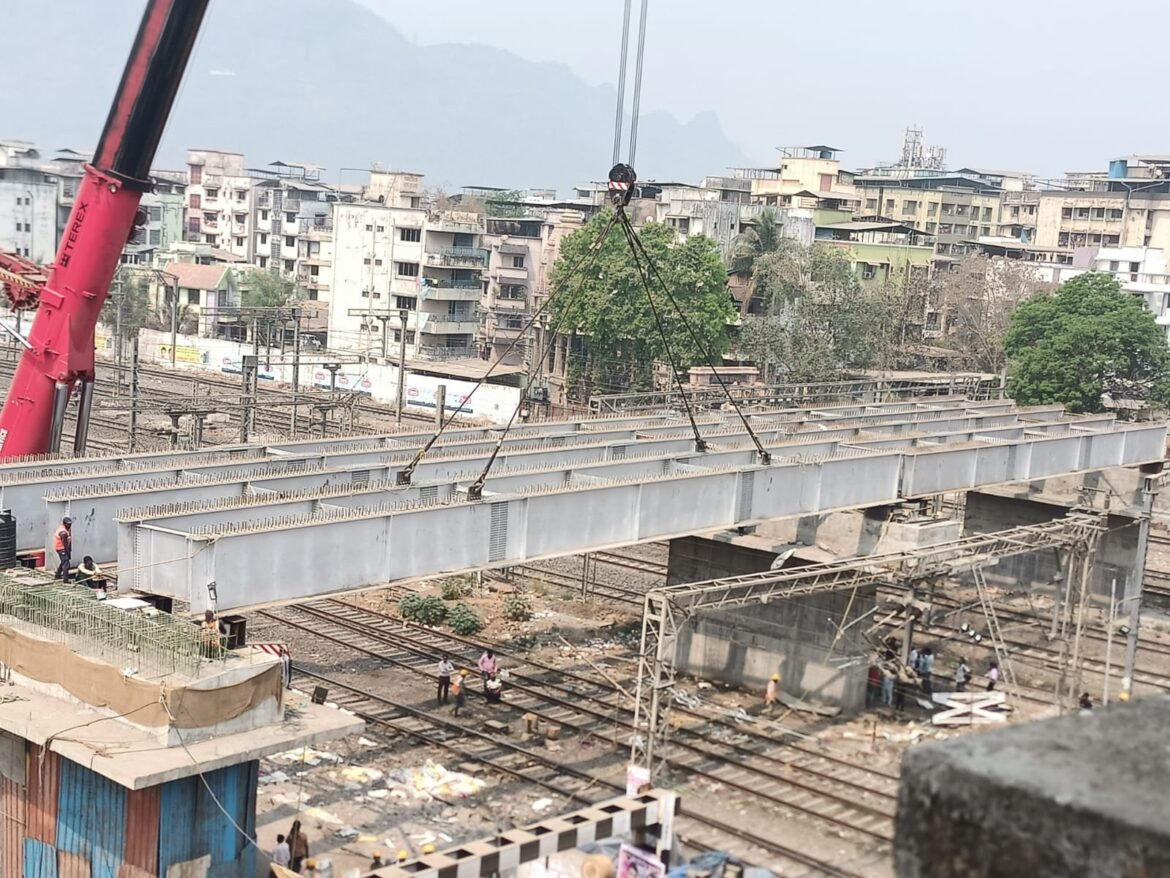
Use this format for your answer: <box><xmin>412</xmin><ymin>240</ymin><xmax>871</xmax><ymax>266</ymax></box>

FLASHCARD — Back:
<box><xmin>56</xmin><ymin>760</ymin><xmax>126</xmax><ymax>878</ymax></box>
<box><xmin>21</xmin><ymin>841</ymin><xmax>55</xmax><ymax>878</ymax></box>
<box><xmin>1</xmin><ymin>776</ymin><xmax>25</xmax><ymax>878</ymax></box>
<box><xmin>121</xmin><ymin>788</ymin><xmax>159</xmax><ymax>878</ymax></box>
<box><xmin>24</xmin><ymin>747</ymin><xmax>58</xmax><ymax>847</ymax></box>
<box><xmin>158</xmin><ymin>762</ymin><xmax>257</xmax><ymax>878</ymax></box>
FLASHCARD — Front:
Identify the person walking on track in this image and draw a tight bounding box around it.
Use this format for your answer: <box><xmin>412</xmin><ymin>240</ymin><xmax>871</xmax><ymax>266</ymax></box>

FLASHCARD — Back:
<box><xmin>54</xmin><ymin>517</ymin><xmax>73</xmax><ymax>581</ymax></box>
<box><xmin>437</xmin><ymin>655</ymin><xmax>455</xmax><ymax>705</ymax></box>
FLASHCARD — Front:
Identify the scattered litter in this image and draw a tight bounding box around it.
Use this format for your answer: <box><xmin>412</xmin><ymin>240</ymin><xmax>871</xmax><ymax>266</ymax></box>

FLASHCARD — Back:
<box><xmin>271</xmin><ymin>748</ymin><xmax>342</xmax><ymax>767</ymax></box>
<box><xmin>335</xmin><ymin>827</ymin><xmax>359</xmax><ymax>841</ymax></box>
<box><xmin>260</xmin><ymin>770</ymin><xmax>290</xmax><ymax>785</ymax></box>
<box><xmin>358</xmin><ymin>835</ymin><xmax>377</xmax><ymax>844</ymax></box>
<box><xmin>367</xmin><ymin>790</ymin><xmax>389</xmax><ymax>800</ymax></box>
<box><xmin>341</xmin><ymin>766</ymin><xmax>384</xmax><ymax>784</ymax></box>
<box><xmin>358</xmin><ymin>737</ymin><xmax>379</xmax><ymax>748</ymax></box>
<box><xmin>438</xmin><ymin>833</ymin><xmax>453</xmax><ymax>844</ymax></box>
<box><xmin>411</xmin><ymin>832</ymin><xmax>437</xmax><ymax>846</ymax></box>
<box><xmin>531</xmin><ymin>798</ymin><xmax>553</xmax><ymax>812</ymax></box>
<box><xmin>388</xmin><ymin>761</ymin><xmax>486</xmax><ymax>800</ymax></box>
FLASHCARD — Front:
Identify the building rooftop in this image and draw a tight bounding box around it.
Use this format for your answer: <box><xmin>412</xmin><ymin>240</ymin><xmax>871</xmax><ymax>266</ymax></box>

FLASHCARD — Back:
<box><xmin>819</xmin><ymin>220</ymin><xmax>926</xmax><ymax>234</ymax></box>
<box><xmin>0</xmin><ymin>683</ymin><xmax>361</xmax><ymax>790</ymax></box>
<box><xmin>171</xmin><ymin>262</ymin><xmax>232</xmax><ymax>290</ymax></box>
<box><xmin>406</xmin><ymin>358</ymin><xmax>525</xmax><ymax>381</ymax></box>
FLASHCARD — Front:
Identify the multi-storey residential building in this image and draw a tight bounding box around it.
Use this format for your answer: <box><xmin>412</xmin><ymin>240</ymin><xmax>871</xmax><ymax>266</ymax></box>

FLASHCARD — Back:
<box><xmin>854</xmin><ymin>172</ymin><xmax>1003</xmax><ymax>261</ymax></box>
<box><xmin>251</xmin><ymin>173</ymin><xmax>333</xmax><ymax>276</ymax></box>
<box><xmin>418</xmin><ymin>211</ymin><xmax>486</xmax><ymax>360</ymax></box>
<box><xmin>184</xmin><ymin>149</ymin><xmax>254</xmax><ymax>259</ymax></box>
<box><xmin>815</xmin><ymin>220</ymin><xmax>935</xmax><ymax>287</ymax></box>
<box><xmin>124</xmin><ymin>171</ymin><xmax>186</xmax><ymax>265</ymax></box>
<box><xmin>481</xmin><ymin>216</ymin><xmax>543</xmax><ymax>366</ymax></box>
<box><xmin>0</xmin><ymin>141</ymin><xmax>60</xmax><ymax>264</ymax></box>
<box><xmin>736</xmin><ymin>145</ymin><xmax>860</xmax><ymax>208</ymax></box>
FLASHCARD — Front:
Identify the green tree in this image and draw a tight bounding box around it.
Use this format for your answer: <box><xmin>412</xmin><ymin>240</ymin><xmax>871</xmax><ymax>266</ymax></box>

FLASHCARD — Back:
<box><xmin>485</xmin><ymin>189</ymin><xmax>524</xmax><ymax>218</ymax></box>
<box><xmin>733</xmin><ymin>242</ymin><xmax>908</xmax><ymax>382</ymax></box>
<box><xmin>1004</xmin><ymin>272</ymin><xmax>1170</xmax><ymax>413</ymax></box>
<box><xmin>729</xmin><ymin>207</ymin><xmax>781</xmax><ymax>276</ymax></box>
<box><xmin>101</xmin><ymin>274</ymin><xmax>152</xmax><ymax>340</ymax></box>
<box><xmin>241</xmin><ymin>268</ymin><xmax>297</xmax><ymax>308</ymax></box>
<box><xmin>549</xmin><ymin>211</ymin><xmax>734</xmax><ymax>397</ymax></box>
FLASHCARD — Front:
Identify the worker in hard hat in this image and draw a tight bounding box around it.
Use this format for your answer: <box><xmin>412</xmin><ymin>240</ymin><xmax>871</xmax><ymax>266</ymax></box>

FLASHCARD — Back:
<box><xmin>765</xmin><ymin>672</ymin><xmax>780</xmax><ymax>712</ymax></box>
<box><xmin>451</xmin><ymin>671</ymin><xmax>466</xmax><ymax>717</ymax></box>
<box><xmin>54</xmin><ymin>516</ymin><xmax>73</xmax><ymax>581</ymax></box>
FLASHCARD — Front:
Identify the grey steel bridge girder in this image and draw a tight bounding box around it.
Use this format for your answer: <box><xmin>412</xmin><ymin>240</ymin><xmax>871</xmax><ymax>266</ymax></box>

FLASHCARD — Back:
<box><xmin>122</xmin><ymin>416</ymin><xmax>1164</xmax><ymax>613</ymax></box>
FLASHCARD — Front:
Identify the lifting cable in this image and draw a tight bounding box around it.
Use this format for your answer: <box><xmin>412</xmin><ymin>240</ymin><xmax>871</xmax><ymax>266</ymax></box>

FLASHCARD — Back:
<box><xmin>614</xmin><ymin>208</ymin><xmax>772</xmax><ymax>464</ymax></box>
<box><xmin>616</xmin><ymin>211</ymin><xmax>707</xmax><ymax>452</ymax></box>
<box><xmin>396</xmin><ymin>210</ymin><xmax>622</xmax><ymax>487</ymax></box>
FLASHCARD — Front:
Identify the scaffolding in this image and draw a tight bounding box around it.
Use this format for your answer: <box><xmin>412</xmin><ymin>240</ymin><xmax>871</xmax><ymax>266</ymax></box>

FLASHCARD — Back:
<box><xmin>0</xmin><ymin>572</ymin><xmax>205</xmax><ymax>680</ymax></box>
<box><xmin>630</xmin><ymin>515</ymin><xmax>1104</xmax><ymax>779</ymax></box>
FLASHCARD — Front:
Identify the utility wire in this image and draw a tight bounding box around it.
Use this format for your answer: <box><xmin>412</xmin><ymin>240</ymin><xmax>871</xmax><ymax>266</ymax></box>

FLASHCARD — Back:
<box><xmin>616</xmin><ymin>210</ymin><xmax>772</xmax><ymax>464</ymax></box>
<box><xmin>398</xmin><ymin>211</ymin><xmax>621</xmax><ymax>485</ymax></box>
<box><xmin>617</xmin><ymin>213</ymin><xmax>706</xmax><ymax>451</ymax></box>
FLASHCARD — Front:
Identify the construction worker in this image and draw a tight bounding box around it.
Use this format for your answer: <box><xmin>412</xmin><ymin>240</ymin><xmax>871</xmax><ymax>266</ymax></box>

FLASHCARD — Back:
<box><xmin>954</xmin><ymin>657</ymin><xmax>971</xmax><ymax>692</ymax></box>
<box><xmin>53</xmin><ymin>517</ymin><xmax>72</xmax><ymax>581</ymax></box>
<box><xmin>202</xmin><ymin>609</ymin><xmax>226</xmax><ymax>655</ymax></box>
<box><xmin>76</xmin><ymin>556</ymin><xmax>105</xmax><ymax>591</ymax></box>
<box><xmin>764</xmin><ymin>672</ymin><xmax>779</xmax><ymax>712</ymax></box>
<box><xmin>451</xmin><ymin>671</ymin><xmax>466</xmax><ymax>717</ymax></box>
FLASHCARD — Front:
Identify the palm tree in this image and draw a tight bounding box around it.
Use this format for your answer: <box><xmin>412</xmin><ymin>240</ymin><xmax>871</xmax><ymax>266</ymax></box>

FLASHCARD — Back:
<box><xmin>729</xmin><ymin>207</ymin><xmax>779</xmax><ymax>276</ymax></box>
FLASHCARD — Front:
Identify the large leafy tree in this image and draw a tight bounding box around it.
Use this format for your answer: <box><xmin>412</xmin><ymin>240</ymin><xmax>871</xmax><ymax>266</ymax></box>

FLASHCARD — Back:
<box><xmin>733</xmin><ymin>242</ymin><xmax>905</xmax><ymax>382</ymax></box>
<box><xmin>242</xmin><ymin>268</ymin><xmax>296</xmax><ymax>308</ymax></box>
<box><xmin>549</xmin><ymin>211</ymin><xmax>734</xmax><ymax>396</ymax></box>
<box><xmin>1005</xmin><ymin>272</ymin><xmax>1170</xmax><ymax>413</ymax></box>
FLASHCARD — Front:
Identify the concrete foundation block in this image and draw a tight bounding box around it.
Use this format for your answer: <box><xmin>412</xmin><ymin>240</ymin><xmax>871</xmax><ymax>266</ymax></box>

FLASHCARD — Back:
<box><xmin>895</xmin><ymin>696</ymin><xmax>1170</xmax><ymax>878</ymax></box>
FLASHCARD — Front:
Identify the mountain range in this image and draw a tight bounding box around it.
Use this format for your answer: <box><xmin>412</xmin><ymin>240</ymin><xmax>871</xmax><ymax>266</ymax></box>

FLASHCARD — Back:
<box><xmin>2</xmin><ymin>0</ymin><xmax>751</xmax><ymax>193</ymax></box>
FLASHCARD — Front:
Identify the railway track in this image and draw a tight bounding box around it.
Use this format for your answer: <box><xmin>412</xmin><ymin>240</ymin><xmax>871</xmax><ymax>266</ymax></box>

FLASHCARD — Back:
<box><xmin>260</xmin><ymin>599</ymin><xmax>899</xmax><ymax>855</ymax></box>
<box><xmin>289</xmin><ymin>668</ymin><xmax>874</xmax><ymax>878</ymax></box>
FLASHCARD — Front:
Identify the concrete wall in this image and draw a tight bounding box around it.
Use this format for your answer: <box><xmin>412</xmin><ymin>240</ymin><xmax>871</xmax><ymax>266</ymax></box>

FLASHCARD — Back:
<box><xmin>963</xmin><ymin>491</ymin><xmax>1138</xmax><ymax>599</ymax></box>
<box><xmin>666</xmin><ymin>536</ymin><xmax>873</xmax><ymax>711</ymax></box>
<box><xmin>674</xmin><ymin>588</ymin><xmax>876</xmax><ymax>712</ymax></box>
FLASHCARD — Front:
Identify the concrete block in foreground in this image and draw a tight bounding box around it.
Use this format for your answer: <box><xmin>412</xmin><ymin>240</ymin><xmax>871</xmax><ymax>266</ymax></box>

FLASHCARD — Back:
<box><xmin>895</xmin><ymin>696</ymin><xmax>1170</xmax><ymax>878</ymax></box>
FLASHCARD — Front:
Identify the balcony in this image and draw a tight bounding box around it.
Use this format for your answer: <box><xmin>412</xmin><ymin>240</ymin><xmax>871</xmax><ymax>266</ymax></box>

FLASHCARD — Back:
<box><xmin>300</xmin><ymin>217</ymin><xmax>333</xmax><ymax>236</ymax></box>
<box><xmin>427</xmin><ymin>215</ymin><xmax>483</xmax><ymax>234</ymax></box>
<box><xmin>415</xmin><ymin>344</ymin><xmax>477</xmax><ymax>361</ymax></box>
<box><xmin>495</xmin><ymin>263</ymin><xmax>529</xmax><ymax>281</ymax></box>
<box><xmin>424</xmin><ymin>247</ymin><xmax>488</xmax><ymax>269</ymax></box>
<box><xmin>418</xmin><ymin>312</ymin><xmax>481</xmax><ymax>335</ymax></box>
<box><xmin>494</xmin><ymin>295</ymin><xmax>529</xmax><ymax>310</ymax></box>
<box><xmin>420</xmin><ymin>280</ymin><xmax>482</xmax><ymax>301</ymax></box>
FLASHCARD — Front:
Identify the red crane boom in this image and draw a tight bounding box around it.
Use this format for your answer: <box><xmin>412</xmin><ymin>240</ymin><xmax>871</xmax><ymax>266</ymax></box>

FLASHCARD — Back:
<box><xmin>0</xmin><ymin>0</ymin><xmax>210</xmax><ymax>457</ymax></box>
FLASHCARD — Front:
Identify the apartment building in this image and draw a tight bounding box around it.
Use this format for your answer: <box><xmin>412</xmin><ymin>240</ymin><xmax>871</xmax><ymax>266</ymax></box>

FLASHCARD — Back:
<box><xmin>123</xmin><ymin>171</ymin><xmax>186</xmax><ymax>266</ymax></box>
<box><xmin>251</xmin><ymin>173</ymin><xmax>333</xmax><ymax>276</ymax></box>
<box><xmin>854</xmin><ymin>172</ymin><xmax>1002</xmax><ymax>260</ymax></box>
<box><xmin>0</xmin><ymin>141</ymin><xmax>60</xmax><ymax>264</ymax></box>
<box><xmin>418</xmin><ymin>210</ymin><xmax>486</xmax><ymax>360</ymax></box>
<box><xmin>481</xmin><ymin>216</ymin><xmax>543</xmax><ymax>366</ymax></box>
<box><xmin>184</xmin><ymin>149</ymin><xmax>255</xmax><ymax>260</ymax></box>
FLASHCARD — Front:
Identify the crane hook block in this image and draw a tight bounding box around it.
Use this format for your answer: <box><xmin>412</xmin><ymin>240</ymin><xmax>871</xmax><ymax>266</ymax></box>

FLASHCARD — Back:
<box><xmin>608</xmin><ymin>164</ymin><xmax>637</xmax><ymax>208</ymax></box>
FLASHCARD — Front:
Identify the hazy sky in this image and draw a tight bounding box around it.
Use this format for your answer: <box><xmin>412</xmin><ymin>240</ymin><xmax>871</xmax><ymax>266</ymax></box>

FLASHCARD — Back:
<box><xmin>358</xmin><ymin>0</ymin><xmax>1170</xmax><ymax>178</ymax></box>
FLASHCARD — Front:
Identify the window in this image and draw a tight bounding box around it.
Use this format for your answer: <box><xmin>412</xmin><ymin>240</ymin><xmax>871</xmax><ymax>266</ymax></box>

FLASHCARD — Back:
<box><xmin>234</xmin><ymin>213</ymin><xmax>246</xmax><ymax>224</ymax></box>
<box><xmin>205</xmin><ymin>188</ymin><xmax>219</xmax><ymax>199</ymax></box>
<box><xmin>861</xmin><ymin>264</ymin><xmax>876</xmax><ymax>280</ymax></box>
<box><xmin>1131</xmin><ymin>261</ymin><xmax>1141</xmax><ymax>272</ymax></box>
<box><xmin>236</xmin><ymin>190</ymin><xmax>247</xmax><ymax>202</ymax></box>
<box><xmin>925</xmin><ymin>222</ymin><xmax>937</xmax><ymax>233</ymax></box>
<box><xmin>149</xmin><ymin>205</ymin><xmax>162</xmax><ymax>222</ymax></box>
<box><xmin>260</xmin><ymin>233</ymin><xmax>268</xmax><ymax>245</ymax></box>
<box><xmin>148</xmin><ymin>229</ymin><xmax>161</xmax><ymax>245</ymax></box>
<box><xmin>954</xmin><ymin>205</ymin><xmax>967</xmax><ymax>217</ymax></box>
<box><xmin>258</xmin><ymin>256</ymin><xmax>268</xmax><ymax>268</ymax></box>
<box><xmin>376</xmin><ymin>225</ymin><xmax>385</xmax><ymax>233</ymax></box>
<box><xmin>186</xmin><ymin>289</ymin><xmax>199</xmax><ymax>305</ymax></box>
<box><xmin>394</xmin><ymin>296</ymin><xmax>417</xmax><ymax>310</ymax></box>
<box><xmin>286</xmin><ymin>212</ymin><xmax>296</xmax><ymax>223</ymax></box>
<box><xmin>939</xmin><ymin>224</ymin><xmax>953</xmax><ymax>235</ymax></box>
<box><xmin>190</xmin><ymin>193</ymin><xmax>201</xmax><ymax>209</ymax></box>
<box><xmin>284</xmin><ymin>236</ymin><xmax>295</xmax><ymax>247</ymax></box>
<box><xmin>904</xmin><ymin>200</ymin><xmax>918</xmax><ymax>213</ymax></box>
<box><xmin>865</xmin><ymin>199</ymin><xmax>877</xmax><ymax>211</ymax></box>
<box><xmin>365</xmin><ymin>224</ymin><xmax>373</xmax><ymax>232</ymax></box>
<box><xmin>1109</xmin><ymin>208</ymin><xmax>1124</xmax><ymax>220</ymax></box>
<box><xmin>983</xmin><ymin>207</ymin><xmax>993</xmax><ymax>221</ymax></box>
<box><xmin>260</xmin><ymin>209</ymin><xmax>269</xmax><ymax>221</ymax></box>
<box><xmin>1075</xmin><ymin>207</ymin><xmax>1090</xmax><ymax>218</ymax></box>
<box><xmin>399</xmin><ymin>227</ymin><xmax>421</xmax><ymax>242</ymax></box>
<box><xmin>511</xmin><ymin>255</ymin><xmax>526</xmax><ymax>268</ymax></box>
<box><xmin>189</xmin><ymin>165</ymin><xmax>202</xmax><ymax>184</ymax></box>
<box><xmin>396</xmin><ymin>261</ymin><xmax>419</xmax><ymax>277</ymax></box>
<box><xmin>1109</xmin><ymin>260</ymin><xmax>1120</xmax><ymax>271</ymax></box>
<box><xmin>235</xmin><ymin>236</ymin><xmax>244</xmax><ymax>247</ymax></box>
<box><xmin>204</xmin><ymin>234</ymin><xmax>216</xmax><ymax>244</ymax></box>
<box><xmin>1061</xmin><ymin>207</ymin><xmax>1072</xmax><ymax>219</ymax></box>
<box><xmin>285</xmin><ymin>259</ymin><xmax>295</xmax><ymax>272</ymax></box>
<box><xmin>927</xmin><ymin>202</ymin><xmax>937</xmax><ymax>216</ymax></box>
<box><xmin>981</xmin><ymin>226</ymin><xmax>991</xmax><ymax>236</ymax></box>
<box><xmin>307</xmin><ymin>289</ymin><xmax>318</xmax><ymax>301</ymax></box>
<box><xmin>1058</xmin><ymin>232</ymin><xmax>1070</xmax><ymax>246</ymax></box>
<box><xmin>309</xmin><ymin>265</ymin><xmax>319</xmax><ymax>277</ymax></box>
<box><xmin>187</xmin><ymin>218</ymin><xmax>201</xmax><ymax>234</ymax></box>
<box><xmin>374</xmin><ymin>258</ymin><xmax>383</xmax><ymax>266</ymax></box>
<box><xmin>13</xmin><ymin>220</ymin><xmax>18</xmax><ymax>232</ymax></box>
<box><xmin>1106</xmin><ymin>234</ymin><xmax>1120</xmax><ymax>245</ymax></box>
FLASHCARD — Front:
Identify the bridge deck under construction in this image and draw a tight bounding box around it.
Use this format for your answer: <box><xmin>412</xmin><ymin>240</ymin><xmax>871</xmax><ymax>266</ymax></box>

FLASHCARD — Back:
<box><xmin>0</xmin><ymin>397</ymin><xmax>1162</xmax><ymax>612</ymax></box>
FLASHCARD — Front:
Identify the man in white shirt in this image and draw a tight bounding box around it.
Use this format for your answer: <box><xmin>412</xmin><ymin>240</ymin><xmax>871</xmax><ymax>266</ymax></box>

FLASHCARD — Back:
<box><xmin>437</xmin><ymin>655</ymin><xmax>455</xmax><ymax>705</ymax></box>
<box><xmin>271</xmin><ymin>834</ymin><xmax>291</xmax><ymax>877</ymax></box>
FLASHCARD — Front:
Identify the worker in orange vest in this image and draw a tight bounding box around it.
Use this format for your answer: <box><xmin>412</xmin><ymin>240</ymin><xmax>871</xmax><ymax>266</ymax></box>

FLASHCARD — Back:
<box><xmin>53</xmin><ymin>517</ymin><xmax>73</xmax><ymax>581</ymax></box>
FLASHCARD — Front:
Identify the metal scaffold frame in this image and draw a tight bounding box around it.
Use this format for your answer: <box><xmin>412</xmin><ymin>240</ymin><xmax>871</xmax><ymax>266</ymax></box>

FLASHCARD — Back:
<box><xmin>630</xmin><ymin>515</ymin><xmax>1105</xmax><ymax>779</ymax></box>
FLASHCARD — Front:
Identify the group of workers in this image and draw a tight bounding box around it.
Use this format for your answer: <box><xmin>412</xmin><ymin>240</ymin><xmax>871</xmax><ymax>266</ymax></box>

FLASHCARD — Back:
<box><xmin>867</xmin><ymin>645</ymin><xmax>1004</xmax><ymax>711</ymax></box>
<box><xmin>437</xmin><ymin>649</ymin><xmax>505</xmax><ymax>716</ymax></box>
<box><xmin>53</xmin><ymin>517</ymin><xmax>109</xmax><ymax>591</ymax></box>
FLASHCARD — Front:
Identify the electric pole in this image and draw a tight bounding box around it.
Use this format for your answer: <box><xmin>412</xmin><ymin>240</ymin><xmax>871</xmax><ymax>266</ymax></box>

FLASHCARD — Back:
<box><xmin>397</xmin><ymin>308</ymin><xmax>408</xmax><ymax>424</ymax></box>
